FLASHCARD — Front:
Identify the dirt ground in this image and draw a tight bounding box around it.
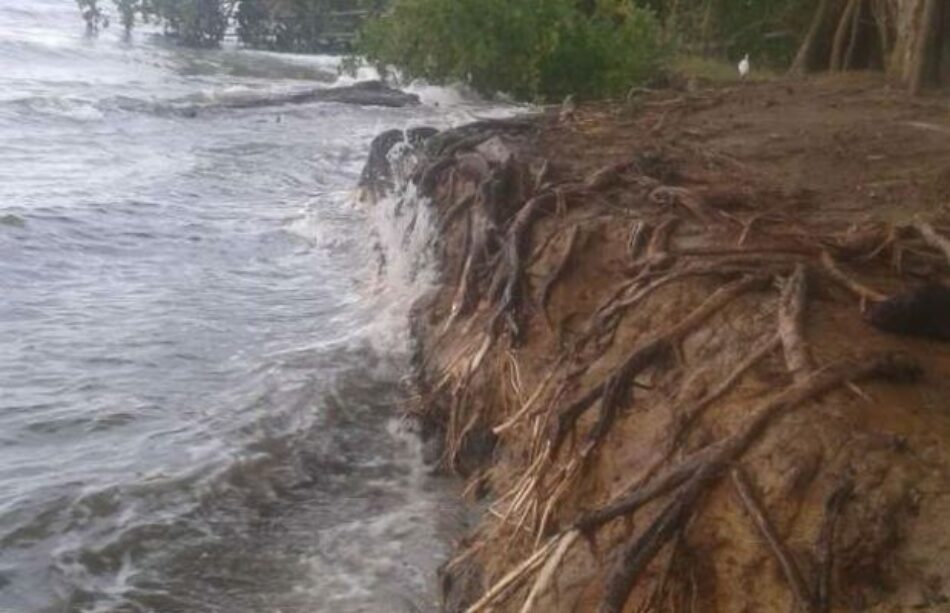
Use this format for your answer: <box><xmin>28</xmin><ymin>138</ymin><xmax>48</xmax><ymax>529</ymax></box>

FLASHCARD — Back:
<box><xmin>399</xmin><ymin>74</ymin><xmax>950</xmax><ymax>613</ymax></box>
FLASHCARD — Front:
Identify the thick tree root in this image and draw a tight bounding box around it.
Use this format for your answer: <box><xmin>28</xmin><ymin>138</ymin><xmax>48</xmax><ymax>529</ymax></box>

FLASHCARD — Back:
<box><xmin>779</xmin><ymin>264</ymin><xmax>814</xmax><ymax>382</ymax></box>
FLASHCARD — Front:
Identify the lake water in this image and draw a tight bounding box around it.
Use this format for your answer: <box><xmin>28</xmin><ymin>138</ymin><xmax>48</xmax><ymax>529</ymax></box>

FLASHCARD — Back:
<box><xmin>0</xmin><ymin>2</ymin><xmax>509</xmax><ymax>610</ymax></box>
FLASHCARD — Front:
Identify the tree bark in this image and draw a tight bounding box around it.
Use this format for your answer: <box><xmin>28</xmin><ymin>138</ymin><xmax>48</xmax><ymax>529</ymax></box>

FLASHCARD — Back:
<box><xmin>844</xmin><ymin>0</ymin><xmax>864</xmax><ymax>69</ymax></box>
<box><xmin>909</xmin><ymin>0</ymin><xmax>939</xmax><ymax>94</ymax></box>
<box><xmin>791</xmin><ymin>0</ymin><xmax>834</xmax><ymax>74</ymax></box>
<box><xmin>869</xmin><ymin>0</ymin><xmax>892</xmax><ymax>69</ymax></box>
<box><xmin>830</xmin><ymin>0</ymin><xmax>860</xmax><ymax>71</ymax></box>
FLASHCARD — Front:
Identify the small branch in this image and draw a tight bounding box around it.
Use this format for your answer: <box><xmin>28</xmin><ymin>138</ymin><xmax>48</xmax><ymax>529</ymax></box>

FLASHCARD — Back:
<box><xmin>586</xmin><ymin>161</ymin><xmax>633</xmax><ymax>191</ymax></box>
<box><xmin>731</xmin><ymin>467</ymin><xmax>817</xmax><ymax>613</ymax></box>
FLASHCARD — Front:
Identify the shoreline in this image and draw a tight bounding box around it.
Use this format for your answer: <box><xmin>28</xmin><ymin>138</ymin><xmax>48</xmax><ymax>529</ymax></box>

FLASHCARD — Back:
<box><xmin>364</xmin><ymin>74</ymin><xmax>950</xmax><ymax>612</ymax></box>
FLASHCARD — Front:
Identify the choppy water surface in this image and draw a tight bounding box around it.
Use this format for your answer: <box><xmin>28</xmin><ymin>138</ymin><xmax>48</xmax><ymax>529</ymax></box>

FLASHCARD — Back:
<box><xmin>0</xmin><ymin>2</ymin><xmax>513</xmax><ymax>611</ymax></box>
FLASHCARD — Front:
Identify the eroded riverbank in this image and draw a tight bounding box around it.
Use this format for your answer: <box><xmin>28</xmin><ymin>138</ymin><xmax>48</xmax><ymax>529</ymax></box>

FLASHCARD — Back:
<box><xmin>368</xmin><ymin>75</ymin><xmax>950</xmax><ymax>612</ymax></box>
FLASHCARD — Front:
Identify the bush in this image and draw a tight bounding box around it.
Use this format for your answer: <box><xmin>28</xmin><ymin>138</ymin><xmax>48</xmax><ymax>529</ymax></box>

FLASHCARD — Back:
<box><xmin>359</xmin><ymin>0</ymin><xmax>668</xmax><ymax>101</ymax></box>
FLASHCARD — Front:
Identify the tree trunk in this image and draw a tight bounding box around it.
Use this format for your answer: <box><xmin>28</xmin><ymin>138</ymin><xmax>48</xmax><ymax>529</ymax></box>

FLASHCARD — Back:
<box><xmin>830</xmin><ymin>0</ymin><xmax>860</xmax><ymax>71</ymax></box>
<box><xmin>844</xmin><ymin>0</ymin><xmax>864</xmax><ymax>69</ymax></box>
<box><xmin>869</xmin><ymin>0</ymin><xmax>892</xmax><ymax>69</ymax></box>
<box><xmin>790</xmin><ymin>0</ymin><xmax>834</xmax><ymax>74</ymax></box>
<box><xmin>909</xmin><ymin>0</ymin><xmax>940</xmax><ymax>93</ymax></box>
<box><xmin>886</xmin><ymin>0</ymin><xmax>940</xmax><ymax>93</ymax></box>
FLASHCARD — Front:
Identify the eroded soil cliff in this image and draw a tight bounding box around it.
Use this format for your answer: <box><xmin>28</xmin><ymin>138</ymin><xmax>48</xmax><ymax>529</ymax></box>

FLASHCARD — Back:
<box><xmin>380</xmin><ymin>75</ymin><xmax>950</xmax><ymax>612</ymax></box>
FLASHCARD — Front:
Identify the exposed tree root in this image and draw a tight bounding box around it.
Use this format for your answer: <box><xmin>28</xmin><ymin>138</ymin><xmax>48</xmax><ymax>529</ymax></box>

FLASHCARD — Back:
<box><xmin>494</xmin><ymin>364</ymin><xmax>563</xmax><ymax>435</ymax></box>
<box><xmin>539</xmin><ymin>226</ymin><xmax>582</xmax><ymax>320</ymax></box>
<box><xmin>627</xmin><ymin>220</ymin><xmax>649</xmax><ymax>261</ymax></box>
<box><xmin>464</xmin><ymin>536</ymin><xmax>560</xmax><ymax>613</ymax></box>
<box><xmin>668</xmin><ymin>332</ymin><xmax>781</xmax><ymax>452</ymax></box>
<box><xmin>492</xmin><ymin>191</ymin><xmax>559</xmax><ymax>341</ymax></box>
<box><xmin>731</xmin><ymin>467</ymin><xmax>816</xmax><ymax>613</ymax></box>
<box><xmin>598</xmin><ymin>467</ymin><xmax>705</xmax><ymax>613</ymax></box>
<box><xmin>779</xmin><ymin>264</ymin><xmax>815</xmax><ymax>382</ymax></box>
<box><xmin>401</xmin><ymin>105</ymin><xmax>949</xmax><ymax>613</ymax></box>
<box><xmin>819</xmin><ymin>250</ymin><xmax>887</xmax><ymax>304</ymax></box>
<box><xmin>551</xmin><ymin>274</ymin><xmax>769</xmax><ymax>454</ymax></box>
<box><xmin>570</xmin><ymin>352</ymin><xmax>919</xmax><ymax>613</ymax></box>
<box><xmin>639</xmin><ymin>525</ymin><xmax>688</xmax><ymax>613</ymax></box>
<box><xmin>914</xmin><ymin>221</ymin><xmax>950</xmax><ymax>267</ymax></box>
<box><xmin>519</xmin><ymin>530</ymin><xmax>580</xmax><ymax>613</ymax></box>
<box><xmin>649</xmin><ymin>186</ymin><xmax>716</xmax><ymax>224</ymax></box>
<box><xmin>814</xmin><ymin>477</ymin><xmax>854</xmax><ymax>613</ymax></box>
<box><xmin>574</xmin><ymin>352</ymin><xmax>919</xmax><ymax>534</ymax></box>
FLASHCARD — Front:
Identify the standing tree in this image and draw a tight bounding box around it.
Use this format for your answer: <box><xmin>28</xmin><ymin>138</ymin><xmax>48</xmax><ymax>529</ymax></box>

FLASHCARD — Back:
<box><xmin>790</xmin><ymin>0</ymin><xmax>947</xmax><ymax>92</ymax></box>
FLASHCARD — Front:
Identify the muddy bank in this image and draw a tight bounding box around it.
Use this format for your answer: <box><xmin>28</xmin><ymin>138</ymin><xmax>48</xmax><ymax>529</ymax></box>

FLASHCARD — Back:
<box><xmin>367</xmin><ymin>75</ymin><xmax>950</xmax><ymax>612</ymax></box>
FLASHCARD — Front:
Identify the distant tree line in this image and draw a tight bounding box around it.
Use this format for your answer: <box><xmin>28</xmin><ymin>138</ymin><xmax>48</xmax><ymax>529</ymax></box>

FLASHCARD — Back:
<box><xmin>76</xmin><ymin>1</ymin><xmax>947</xmax><ymax>98</ymax></box>
<box><xmin>75</xmin><ymin>0</ymin><xmax>386</xmax><ymax>51</ymax></box>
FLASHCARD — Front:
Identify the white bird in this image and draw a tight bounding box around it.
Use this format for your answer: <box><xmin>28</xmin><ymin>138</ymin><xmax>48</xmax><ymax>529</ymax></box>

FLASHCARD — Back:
<box><xmin>738</xmin><ymin>54</ymin><xmax>750</xmax><ymax>79</ymax></box>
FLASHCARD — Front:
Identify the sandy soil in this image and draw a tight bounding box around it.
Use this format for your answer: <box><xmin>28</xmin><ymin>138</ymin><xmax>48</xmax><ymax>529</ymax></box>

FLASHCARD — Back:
<box><xmin>397</xmin><ymin>74</ymin><xmax>950</xmax><ymax>613</ymax></box>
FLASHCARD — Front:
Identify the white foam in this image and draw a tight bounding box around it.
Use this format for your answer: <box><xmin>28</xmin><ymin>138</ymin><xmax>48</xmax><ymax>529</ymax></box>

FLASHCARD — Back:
<box><xmin>358</xmin><ymin>167</ymin><xmax>441</xmax><ymax>352</ymax></box>
<box><xmin>404</xmin><ymin>78</ymin><xmax>483</xmax><ymax>108</ymax></box>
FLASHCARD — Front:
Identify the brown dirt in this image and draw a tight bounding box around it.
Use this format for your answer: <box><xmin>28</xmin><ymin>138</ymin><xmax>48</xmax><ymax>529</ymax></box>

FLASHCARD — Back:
<box><xmin>404</xmin><ymin>74</ymin><xmax>950</xmax><ymax>613</ymax></box>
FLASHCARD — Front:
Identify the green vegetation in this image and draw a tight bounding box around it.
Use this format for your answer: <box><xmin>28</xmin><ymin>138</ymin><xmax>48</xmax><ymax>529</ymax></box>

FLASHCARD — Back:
<box><xmin>356</xmin><ymin>0</ymin><xmax>824</xmax><ymax>100</ymax></box>
<box><xmin>75</xmin><ymin>1</ymin><xmax>946</xmax><ymax>97</ymax></box>
<box><xmin>641</xmin><ymin>0</ymin><xmax>816</xmax><ymax>69</ymax></box>
<box><xmin>75</xmin><ymin>0</ymin><xmax>381</xmax><ymax>50</ymax></box>
<box><xmin>359</xmin><ymin>0</ymin><xmax>666</xmax><ymax>101</ymax></box>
